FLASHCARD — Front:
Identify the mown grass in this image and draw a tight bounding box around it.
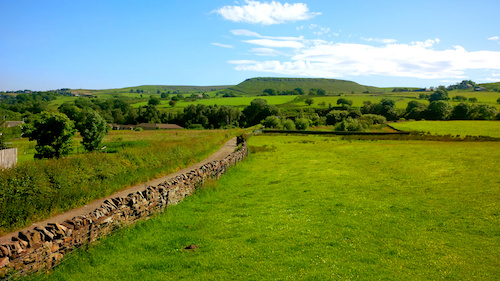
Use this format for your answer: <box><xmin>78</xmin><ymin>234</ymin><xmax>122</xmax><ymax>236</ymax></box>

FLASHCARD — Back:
<box><xmin>0</xmin><ymin>129</ymin><xmax>241</xmax><ymax>234</ymax></box>
<box><xmin>31</xmin><ymin>135</ymin><xmax>500</xmax><ymax>280</ymax></box>
<box><xmin>391</xmin><ymin>120</ymin><xmax>500</xmax><ymax>138</ymax></box>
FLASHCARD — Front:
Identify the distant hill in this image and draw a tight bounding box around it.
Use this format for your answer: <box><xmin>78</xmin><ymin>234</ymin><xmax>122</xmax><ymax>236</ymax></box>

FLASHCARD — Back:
<box><xmin>478</xmin><ymin>82</ymin><xmax>500</xmax><ymax>92</ymax></box>
<box><xmin>227</xmin><ymin>77</ymin><xmax>390</xmax><ymax>95</ymax></box>
<box><xmin>76</xmin><ymin>85</ymin><xmax>232</xmax><ymax>95</ymax></box>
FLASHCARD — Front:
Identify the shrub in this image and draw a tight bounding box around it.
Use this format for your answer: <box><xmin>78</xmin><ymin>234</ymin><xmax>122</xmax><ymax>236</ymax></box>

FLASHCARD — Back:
<box><xmin>360</xmin><ymin>114</ymin><xmax>387</xmax><ymax>124</ymax></box>
<box><xmin>294</xmin><ymin>118</ymin><xmax>310</xmax><ymax>130</ymax></box>
<box><xmin>334</xmin><ymin>117</ymin><xmax>369</xmax><ymax>132</ymax></box>
<box><xmin>281</xmin><ymin>119</ymin><xmax>296</xmax><ymax>130</ymax></box>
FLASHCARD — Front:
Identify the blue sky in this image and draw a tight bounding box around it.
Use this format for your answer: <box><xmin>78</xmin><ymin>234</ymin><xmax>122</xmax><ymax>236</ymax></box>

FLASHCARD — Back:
<box><xmin>1</xmin><ymin>0</ymin><xmax>500</xmax><ymax>91</ymax></box>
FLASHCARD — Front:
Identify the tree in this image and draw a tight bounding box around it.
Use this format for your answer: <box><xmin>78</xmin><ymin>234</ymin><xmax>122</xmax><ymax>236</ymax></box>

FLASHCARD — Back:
<box><xmin>241</xmin><ymin>98</ymin><xmax>279</xmax><ymax>126</ymax></box>
<box><xmin>295</xmin><ymin>118</ymin><xmax>310</xmax><ymax>130</ymax></box>
<box><xmin>497</xmin><ymin>97</ymin><xmax>500</xmax><ymax>104</ymax></box>
<box><xmin>261</xmin><ymin>116</ymin><xmax>280</xmax><ymax>128</ymax></box>
<box><xmin>337</xmin><ymin>98</ymin><xmax>353</xmax><ymax>107</ymax></box>
<box><xmin>470</xmin><ymin>104</ymin><xmax>498</xmax><ymax>120</ymax></box>
<box><xmin>161</xmin><ymin>92</ymin><xmax>169</xmax><ymax>99</ymax></box>
<box><xmin>305</xmin><ymin>98</ymin><xmax>314</xmax><ymax>106</ymax></box>
<box><xmin>22</xmin><ymin>112</ymin><xmax>76</xmax><ymax>159</ymax></box>
<box><xmin>326</xmin><ymin>110</ymin><xmax>349</xmax><ymax>125</ymax></box>
<box><xmin>294</xmin><ymin>87</ymin><xmax>305</xmax><ymax>95</ymax></box>
<box><xmin>429</xmin><ymin>88</ymin><xmax>449</xmax><ymax>102</ymax></box>
<box><xmin>169</xmin><ymin>100</ymin><xmax>177</xmax><ymax>107</ymax></box>
<box><xmin>263</xmin><ymin>88</ymin><xmax>276</xmax><ymax>96</ymax></box>
<box><xmin>78</xmin><ymin>109</ymin><xmax>109</xmax><ymax>152</ymax></box>
<box><xmin>427</xmin><ymin>101</ymin><xmax>452</xmax><ymax>120</ymax></box>
<box><xmin>451</xmin><ymin>103</ymin><xmax>471</xmax><ymax>120</ymax></box>
<box><xmin>148</xmin><ymin>96</ymin><xmax>161</xmax><ymax>106</ymax></box>
<box><xmin>468</xmin><ymin>97</ymin><xmax>478</xmax><ymax>103</ymax></box>
<box><xmin>405</xmin><ymin>100</ymin><xmax>427</xmax><ymax>120</ymax></box>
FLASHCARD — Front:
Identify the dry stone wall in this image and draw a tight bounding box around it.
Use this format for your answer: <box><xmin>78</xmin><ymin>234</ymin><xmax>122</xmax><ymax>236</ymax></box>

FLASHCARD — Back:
<box><xmin>0</xmin><ymin>142</ymin><xmax>247</xmax><ymax>279</ymax></box>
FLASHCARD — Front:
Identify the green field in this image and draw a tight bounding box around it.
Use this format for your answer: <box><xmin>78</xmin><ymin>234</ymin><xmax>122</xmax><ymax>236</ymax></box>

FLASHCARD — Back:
<box><xmin>391</xmin><ymin>121</ymin><xmax>500</xmax><ymax>138</ymax></box>
<box><xmin>130</xmin><ymin>95</ymin><xmax>298</xmax><ymax>109</ymax></box>
<box><xmin>31</xmin><ymin>135</ymin><xmax>500</xmax><ymax>280</ymax></box>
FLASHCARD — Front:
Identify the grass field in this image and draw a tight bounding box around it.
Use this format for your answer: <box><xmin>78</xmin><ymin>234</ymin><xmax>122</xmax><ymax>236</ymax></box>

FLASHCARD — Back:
<box><xmin>391</xmin><ymin>121</ymin><xmax>500</xmax><ymax>138</ymax></box>
<box><xmin>31</xmin><ymin>135</ymin><xmax>500</xmax><ymax>280</ymax></box>
<box><xmin>129</xmin><ymin>96</ymin><xmax>298</xmax><ymax>109</ymax></box>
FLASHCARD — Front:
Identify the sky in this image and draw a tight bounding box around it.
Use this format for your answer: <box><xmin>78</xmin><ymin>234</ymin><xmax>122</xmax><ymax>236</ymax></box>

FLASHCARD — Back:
<box><xmin>1</xmin><ymin>0</ymin><xmax>500</xmax><ymax>91</ymax></box>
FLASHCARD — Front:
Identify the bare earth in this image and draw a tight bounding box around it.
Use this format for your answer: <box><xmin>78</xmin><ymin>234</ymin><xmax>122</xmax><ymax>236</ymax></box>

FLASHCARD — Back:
<box><xmin>0</xmin><ymin>137</ymin><xmax>237</xmax><ymax>244</ymax></box>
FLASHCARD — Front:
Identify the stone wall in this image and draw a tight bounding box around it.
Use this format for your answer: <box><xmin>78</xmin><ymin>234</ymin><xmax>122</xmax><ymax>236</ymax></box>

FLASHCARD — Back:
<box><xmin>0</xmin><ymin>142</ymin><xmax>247</xmax><ymax>279</ymax></box>
<box><xmin>0</xmin><ymin>148</ymin><xmax>17</xmax><ymax>170</ymax></box>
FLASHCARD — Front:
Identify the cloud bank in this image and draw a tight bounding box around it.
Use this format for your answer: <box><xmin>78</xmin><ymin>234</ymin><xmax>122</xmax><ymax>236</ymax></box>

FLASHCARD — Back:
<box><xmin>214</xmin><ymin>1</ymin><xmax>320</xmax><ymax>25</ymax></box>
<box><xmin>229</xmin><ymin>31</ymin><xmax>500</xmax><ymax>80</ymax></box>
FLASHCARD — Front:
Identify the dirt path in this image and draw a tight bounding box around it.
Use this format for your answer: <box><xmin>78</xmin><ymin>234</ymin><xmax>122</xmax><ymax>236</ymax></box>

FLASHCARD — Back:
<box><xmin>0</xmin><ymin>137</ymin><xmax>237</xmax><ymax>244</ymax></box>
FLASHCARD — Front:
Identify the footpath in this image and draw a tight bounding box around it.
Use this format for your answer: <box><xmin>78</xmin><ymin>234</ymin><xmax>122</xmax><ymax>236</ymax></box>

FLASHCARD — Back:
<box><xmin>0</xmin><ymin>137</ymin><xmax>237</xmax><ymax>245</ymax></box>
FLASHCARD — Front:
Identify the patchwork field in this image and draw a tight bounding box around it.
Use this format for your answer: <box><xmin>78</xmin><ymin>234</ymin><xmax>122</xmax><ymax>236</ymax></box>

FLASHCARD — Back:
<box><xmin>391</xmin><ymin>120</ymin><xmax>500</xmax><ymax>138</ymax></box>
<box><xmin>31</xmin><ymin>135</ymin><xmax>500</xmax><ymax>280</ymax></box>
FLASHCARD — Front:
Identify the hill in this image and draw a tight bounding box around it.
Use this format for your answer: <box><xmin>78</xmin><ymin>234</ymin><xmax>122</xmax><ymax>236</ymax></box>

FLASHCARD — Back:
<box><xmin>74</xmin><ymin>85</ymin><xmax>232</xmax><ymax>95</ymax></box>
<box><xmin>228</xmin><ymin>77</ymin><xmax>391</xmax><ymax>95</ymax></box>
<box><xmin>478</xmin><ymin>82</ymin><xmax>500</xmax><ymax>92</ymax></box>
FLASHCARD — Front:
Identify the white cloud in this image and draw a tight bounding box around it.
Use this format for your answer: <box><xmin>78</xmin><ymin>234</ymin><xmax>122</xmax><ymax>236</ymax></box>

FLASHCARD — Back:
<box><xmin>244</xmin><ymin>39</ymin><xmax>305</xmax><ymax>48</ymax></box>
<box><xmin>211</xmin><ymin>43</ymin><xmax>234</xmax><ymax>48</ymax></box>
<box><xmin>488</xmin><ymin>36</ymin><xmax>499</xmax><ymax>41</ymax></box>
<box><xmin>230</xmin><ymin>29</ymin><xmax>302</xmax><ymax>41</ymax></box>
<box><xmin>249</xmin><ymin>48</ymin><xmax>287</xmax><ymax>57</ymax></box>
<box><xmin>361</xmin><ymin>37</ymin><xmax>397</xmax><ymax>44</ymax></box>
<box><xmin>228</xmin><ymin>35</ymin><xmax>500</xmax><ymax>80</ymax></box>
<box><xmin>214</xmin><ymin>0</ymin><xmax>320</xmax><ymax>25</ymax></box>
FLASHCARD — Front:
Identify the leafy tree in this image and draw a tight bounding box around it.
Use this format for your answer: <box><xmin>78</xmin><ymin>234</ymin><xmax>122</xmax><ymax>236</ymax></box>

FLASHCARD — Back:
<box><xmin>451</xmin><ymin>103</ymin><xmax>471</xmax><ymax>120</ymax></box>
<box><xmin>294</xmin><ymin>118</ymin><xmax>310</xmax><ymax>130</ymax></box>
<box><xmin>148</xmin><ymin>96</ymin><xmax>161</xmax><ymax>106</ymax></box>
<box><xmin>22</xmin><ymin>112</ymin><xmax>76</xmax><ymax>159</ymax></box>
<box><xmin>497</xmin><ymin>97</ymin><xmax>500</xmax><ymax>104</ymax></box>
<box><xmin>337</xmin><ymin>98</ymin><xmax>353</xmax><ymax>109</ymax></box>
<box><xmin>78</xmin><ymin>109</ymin><xmax>109</xmax><ymax>152</ymax></box>
<box><xmin>326</xmin><ymin>110</ymin><xmax>349</xmax><ymax>125</ymax></box>
<box><xmin>405</xmin><ymin>100</ymin><xmax>427</xmax><ymax>120</ymax></box>
<box><xmin>241</xmin><ymin>99</ymin><xmax>279</xmax><ymax>126</ymax></box>
<box><xmin>305</xmin><ymin>98</ymin><xmax>314</xmax><ymax>106</ymax></box>
<box><xmin>263</xmin><ymin>88</ymin><xmax>276</xmax><ymax>96</ymax></box>
<box><xmin>261</xmin><ymin>115</ymin><xmax>280</xmax><ymax>128</ymax></box>
<box><xmin>470</xmin><ymin>104</ymin><xmax>498</xmax><ymax>120</ymax></box>
<box><xmin>452</xmin><ymin>95</ymin><xmax>468</xmax><ymax>102</ymax></box>
<box><xmin>429</xmin><ymin>88</ymin><xmax>449</xmax><ymax>102</ymax></box>
<box><xmin>161</xmin><ymin>92</ymin><xmax>169</xmax><ymax>99</ymax></box>
<box><xmin>427</xmin><ymin>101</ymin><xmax>452</xmax><ymax>120</ymax></box>
<box><xmin>294</xmin><ymin>88</ymin><xmax>305</xmax><ymax>95</ymax></box>
<box><xmin>468</xmin><ymin>97</ymin><xmax>478</xmax><ymax>103</ymax></box>
<box><xmin>281</xmin><ymin>119</ymin><xmax>296</xmax><ymax>130</ymax></box>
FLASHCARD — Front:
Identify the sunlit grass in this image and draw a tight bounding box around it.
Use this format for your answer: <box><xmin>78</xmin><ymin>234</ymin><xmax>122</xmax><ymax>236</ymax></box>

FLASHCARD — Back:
<box><xmin>391</xmin><ymin>120</ymin><xmax>500</xmax><ymax>138</ymax></box>
<box><xmin>33</xmin><ymin>135</ymin><xmax>500</xmax><ymax>280</ymax></box>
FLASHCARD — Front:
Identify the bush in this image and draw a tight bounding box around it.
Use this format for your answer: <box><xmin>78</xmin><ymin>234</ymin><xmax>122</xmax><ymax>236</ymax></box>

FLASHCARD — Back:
<box><xmin>360</xmin><ymin>114</ymin><xmax>387</xmax><ymax>124</ymax></box>
<box><xmin>334</xmin><ymin>118</ymin><xmax>369</xmax><ymax>132</ymax></box>
<box><xmin>281</xmin><ymin>119</ymin><xmax>296</xmax><ymax>130</ymax></box>
<box><xmin>294</xmin><ymin>118</ymin><xmax>310</xmax><ymax>130</ymax></box>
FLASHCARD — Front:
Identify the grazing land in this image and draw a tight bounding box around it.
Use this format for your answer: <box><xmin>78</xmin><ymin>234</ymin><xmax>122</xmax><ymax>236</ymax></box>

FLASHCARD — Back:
<box><xmin>30</xmin><ymin>135</ymin><xmax>500</xmax><ymax>280</ymax></box>
<box><xmin>390</xmin><ymin>121</ymin><xmax>500</xmax><ymax>138</ymax></box>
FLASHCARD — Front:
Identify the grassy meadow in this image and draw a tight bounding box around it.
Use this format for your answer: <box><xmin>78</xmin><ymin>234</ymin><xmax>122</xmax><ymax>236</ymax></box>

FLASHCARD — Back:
<box><xmin>391</xmin><ymin>120</ymin><xmax>500</xmax><ymax>138</ymax></box>
<box><xmin>31</xmin><ymin>135</ymin><xmax>500</xmax><ymax>280</ymax></box>
<box><xmin>0</xmin><ymin>129</ymin><xmax>242</xmax><ymax>234</ymax></box>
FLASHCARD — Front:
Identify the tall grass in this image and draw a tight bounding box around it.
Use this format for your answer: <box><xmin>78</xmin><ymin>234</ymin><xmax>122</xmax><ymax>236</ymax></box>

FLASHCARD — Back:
<box><xmin>31</xmin><ymin>135</ymin><xmax>500</xmax><ymax>280</ymax></box>
<box><xmin>0</xmin><ymin>129</ymin><xmax>240</xmax><ymax>234</ymax></box>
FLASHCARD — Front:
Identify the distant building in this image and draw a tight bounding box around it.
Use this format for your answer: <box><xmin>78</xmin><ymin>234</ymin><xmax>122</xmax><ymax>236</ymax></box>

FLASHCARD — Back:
<box><xmin>474</xmin><ymin>87</ymin><xmax>486</xmax><ymax>92</ymax></box>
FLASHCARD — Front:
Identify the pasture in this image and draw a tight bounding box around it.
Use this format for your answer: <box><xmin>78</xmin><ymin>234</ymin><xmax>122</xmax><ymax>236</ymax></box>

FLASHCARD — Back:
<box><xmin>31</xmin><ymin>135</ymin><xmax>500</xmax><ymax>280</ymax></box>
<box><xmin>390</xmin><ymin>120</ymin><xmax>500</xmax><ymax>138</ymax></box>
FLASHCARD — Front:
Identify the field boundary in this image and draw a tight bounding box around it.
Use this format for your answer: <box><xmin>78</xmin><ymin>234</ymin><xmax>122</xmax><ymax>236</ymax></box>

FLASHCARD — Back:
<box><xmin>262</xmin><ymin>129</ymin><xmax>410</xmax><ymax>135</ymax></box>
<box><xmin>0</xmin><ymin>141</ymin><xmax>248</xmax><ymax>279</ymax></box>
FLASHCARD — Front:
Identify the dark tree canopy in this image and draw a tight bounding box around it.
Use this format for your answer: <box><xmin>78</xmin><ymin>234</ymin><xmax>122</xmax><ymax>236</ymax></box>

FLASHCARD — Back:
<box><xmin>22</xmin><ymin>112</ymin><xmax>76</xmax><ymax>159</ymax></box>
